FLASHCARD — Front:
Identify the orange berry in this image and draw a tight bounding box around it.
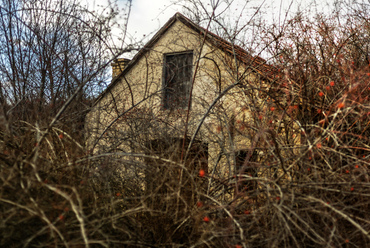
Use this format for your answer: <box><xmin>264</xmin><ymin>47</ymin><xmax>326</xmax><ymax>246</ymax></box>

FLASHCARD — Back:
<box><xmin>307</xmin><ymin>168</ymin><xmax>311</xmax><ymax>172</ymax></box>
<box><xmin>270</xmin><ymin>107</ymin><xmax>275</xmax><ymax>111</ymax></box>
<box><xmin>199</xmin><ymin>169</ymin><xmax>205</xmax><ymax>177</ymax></box>
<box><xmin>355</xmin><ymin>165</ymin><xmax>359</xmax><ymax>169</ymax></box>
<box><xmin>116</xmin><ymin>192</ymin><xmax>121</xmax><ymax>197</ymax></box>
<box><xmin>326</xmin><ymin>86</ymin><xmax>331</xmax><ymax>91</ymax></box>
<box><xmin>235</xmin><ymin>245</ymin><xmax>242</xmax><ymax>248</ymax></box>
<box><xmin>338</xmin><ymin>102</ymin><xmax>345</xmax><ymax>109</ymax></box>
<box><xmin>216</xmin><ymin>126</ymin><xmax>222</xmax><ymax>133</ymax></box>
<box><xmin>196</xmin><ymin>201</ymin><xmax>203</xmax><ymax>208</ymax></box>
<box><xmin>316</xmin><ymin>143</ymin><xmax>322</xmax><ymax>149</ymax></box>
<box><xmin>258</xmin><ymin>115</ymin><xmax>263</xmax><ymax>120</ymax></box>
<box><xmin>276</xmin><ymin>196</ymin><xmax>280</xmax><ymax>201</ymax></box>
<box><xmin>58</xmin><ymin>215</ymin><xmax>64</xmax><ymax>221</ymax></box>
<box><xmin>367</xmin><ymin>73</ymin><xmax>370</xmax><ymax>76</ymax></box>
<box><xmin>59</xmin><ymin>134</ymin><xmax>63</xmax><ymax>139</ymax></box>
<box><xmin>318</xmin><ymin>92</ymin><xmax>324</xmax><ymax>97</ymax></box>
<box><xmin>203</xmin><ymin>216</ymin><xmax>210</xmax><ymax>222</ymax></box>
<box><xmin>345</xmin><ymin>239</ymin><xmax>349</xmax><ymax>243</ymax></box>
<box><xmin>330</xmin><ymin>81</ymin><xmax>335</xmax><ymax>86</ymax></box>
<box><xmin>244</xmin><ymin>210</ymin><xmax>250</xmax><ymax>215</ymax></box>
<box><xmin>350</xmin><ymin>187</ymin><xmax>354</xmax><ymax>191</ymax></box>
<box><xmin>345</xmin><ymin>170</ymin><xmax>349</xmax><ymax>174</ymax></box>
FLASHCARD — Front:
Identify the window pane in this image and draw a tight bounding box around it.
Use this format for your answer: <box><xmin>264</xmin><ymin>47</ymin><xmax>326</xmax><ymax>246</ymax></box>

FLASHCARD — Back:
<box><xmin>163</xmin><ymin>52</ymin><xmax>193</xmax><ymax>109</ymax></box>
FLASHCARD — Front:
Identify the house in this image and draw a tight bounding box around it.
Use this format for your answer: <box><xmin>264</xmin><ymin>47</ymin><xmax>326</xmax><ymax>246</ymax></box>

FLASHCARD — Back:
<box><xmin>86</xmin><ymin>13</ymin><xmax>284</xmax><ymax>199</ymax></box>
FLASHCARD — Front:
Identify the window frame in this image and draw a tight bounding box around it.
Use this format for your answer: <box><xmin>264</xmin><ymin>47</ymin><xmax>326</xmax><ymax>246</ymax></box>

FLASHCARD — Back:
<box><xmin>162</xmin><ymin>51</ymin><xmax>194</xmax><ymax>110</ymax></box>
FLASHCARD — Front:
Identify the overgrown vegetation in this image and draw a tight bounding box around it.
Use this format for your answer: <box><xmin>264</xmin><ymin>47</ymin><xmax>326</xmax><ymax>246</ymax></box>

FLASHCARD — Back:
<box><xmin>1</xmin><ymin>0</ymin><xmax>370</xmax><ymax>247</ymax></box>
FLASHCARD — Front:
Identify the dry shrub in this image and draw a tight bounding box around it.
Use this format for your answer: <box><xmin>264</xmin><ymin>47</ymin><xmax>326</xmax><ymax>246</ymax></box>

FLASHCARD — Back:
<box><xmin>1</xmin><ymin>2</ymin><xmax>370</xmax><ymax>248</ymax></box>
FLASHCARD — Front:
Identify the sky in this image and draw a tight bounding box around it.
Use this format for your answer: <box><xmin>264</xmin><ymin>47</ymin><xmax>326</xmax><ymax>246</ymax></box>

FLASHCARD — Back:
<box><xmin>81</xmin><ymin>0</ymin><xmax>183</xmax><ymax>43</ymax></box>
<box><xmin>79</xmin><ymin>0</ymin><xmax>337</xmax><ymax>57</ymax></box>
<box><xmin>82</xmin><ymin>0</ymin><xmax>335</xmax><ymax>40</ymax></box>
<box><xmin>125</xmin><ymin>0</ymin><xmax>181</xmax><ymax>39</ymax></box>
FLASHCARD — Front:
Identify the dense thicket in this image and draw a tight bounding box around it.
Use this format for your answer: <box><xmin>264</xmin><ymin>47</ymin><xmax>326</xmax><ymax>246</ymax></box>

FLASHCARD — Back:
<box><xmin>1</xmin><ymin>0</ymin><xmax>370</xmax><ymax>247</ymax></box>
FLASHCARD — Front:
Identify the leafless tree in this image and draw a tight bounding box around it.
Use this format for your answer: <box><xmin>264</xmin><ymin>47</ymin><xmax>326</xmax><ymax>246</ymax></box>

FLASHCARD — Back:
<box><xmin>1</xmin><ymin>0</ymin><xmax>370</xmax><ymax>247</ymax></box>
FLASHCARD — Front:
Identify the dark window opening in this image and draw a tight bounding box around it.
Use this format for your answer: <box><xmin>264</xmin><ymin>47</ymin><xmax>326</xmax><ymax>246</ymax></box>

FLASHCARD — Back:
<box><xmin>144</xmin><ymin>137</ymin><xmax>208</xmax><ymax>204</ymax></box>
<box><xmin>163</xmin><ymin>52</ymin><xmax>193</xmax><ymax>110</ymax></box>
<box><xmin>235</xmin><ymin>149</ymin><xmax>258</xmax><ymax>192</ymax></box>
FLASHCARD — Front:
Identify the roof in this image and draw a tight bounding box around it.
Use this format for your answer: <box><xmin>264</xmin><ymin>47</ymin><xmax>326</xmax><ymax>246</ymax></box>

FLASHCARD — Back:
<box><xmin>174</xmin><ymin>13</ymin><xmax>278</xmax><ymax>79</ymax></box>
<box><xmin>95</xmin><ymin>12</ymin><xmax>278</xmax><ymax>105</ymax></box>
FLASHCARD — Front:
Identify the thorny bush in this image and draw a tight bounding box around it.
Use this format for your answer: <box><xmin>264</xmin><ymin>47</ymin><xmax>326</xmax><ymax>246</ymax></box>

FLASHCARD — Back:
<box><xmin>1</xmin><ymin>2</ymin><xmax>370</xmax><ymax>248</ymax></box>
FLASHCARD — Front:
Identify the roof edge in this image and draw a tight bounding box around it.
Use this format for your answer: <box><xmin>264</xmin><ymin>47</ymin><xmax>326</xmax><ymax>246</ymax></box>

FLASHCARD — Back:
<box><xmin>93</xmin><ymin>13</ymin><xmax>181</xmax><ymax>106</ymax></box>
<box><xmin>93</xmin><ymin>12</ymin><xmax>278</xmax><ymax>106</ymax></box>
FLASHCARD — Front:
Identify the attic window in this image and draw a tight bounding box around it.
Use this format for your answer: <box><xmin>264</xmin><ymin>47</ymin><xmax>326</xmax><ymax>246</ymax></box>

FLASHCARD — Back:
<box><xmin>163</xmin><ymin>51</ymin><xmax>193</xmax><ymax>109</ymax></box>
